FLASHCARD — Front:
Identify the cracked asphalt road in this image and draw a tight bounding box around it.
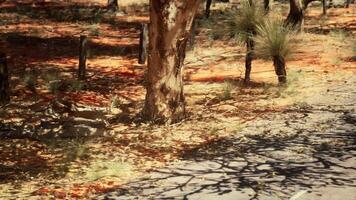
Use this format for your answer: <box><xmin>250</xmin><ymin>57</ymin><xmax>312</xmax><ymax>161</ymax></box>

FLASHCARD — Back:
<box><xmin>97</xmin><ymin>74</ymin><xmax>356</xmax><ymax>200</ymax></box>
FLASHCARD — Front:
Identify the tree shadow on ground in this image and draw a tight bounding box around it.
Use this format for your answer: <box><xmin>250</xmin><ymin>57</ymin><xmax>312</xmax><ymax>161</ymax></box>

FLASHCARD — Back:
<box><xmin>100</xmin><ymin>109</ymin><xmax>356</xmax><ymax>200</ymax></box>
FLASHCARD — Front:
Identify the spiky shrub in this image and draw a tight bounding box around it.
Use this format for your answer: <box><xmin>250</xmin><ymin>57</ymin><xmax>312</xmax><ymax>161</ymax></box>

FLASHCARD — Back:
<box><xmin>255</xmin><ymin>18</ymin><xmax>294</xmax><ymax>84</ymax></box>
<box><xmin>226</xmin><ymin>1</ymin><xmax>265</xmax><ymax>83</ymax></box>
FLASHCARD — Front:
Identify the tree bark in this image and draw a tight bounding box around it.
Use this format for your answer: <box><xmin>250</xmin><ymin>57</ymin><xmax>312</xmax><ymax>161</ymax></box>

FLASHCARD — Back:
<box><xmin>139</xmin><ymin>23</ymin><xmax>148</xmax><ymax>64</ymax></box>
<box><xmin>206</xmin><ymin>0</ymin><xmax>212</xmax><ymax>18</ymax></box>
<box><xmin>286</xmin><ymin>0</ymin><xmax>304</xmax><ymax>31</ymax></box>
<box><xmin>0</xmin><ymin>52</ymin><xmax>10</xmax><ymax>105</ymax></box>
<box><xmin>273</xmin><ymin>56</ymin><xmax>287</xmax><ymax>84</ymax></box>
<box><xmin>244</xmin><ymin>38</ymin><xmax>254</xmax><ymax>83</ymax></box>
<box><xmin>143</xmin><ymin>0</ymin><xmax>201</xmax><ymax>124</ymax></box>
<box><xmin>78</xmin><ymin>35</ymin><xmax>88</xmax><ymax>80</ymax></box>
<box><xmin>107</xmin><ymin>0</ymin><xmax>119</xmax><ymax>11</ymax></box>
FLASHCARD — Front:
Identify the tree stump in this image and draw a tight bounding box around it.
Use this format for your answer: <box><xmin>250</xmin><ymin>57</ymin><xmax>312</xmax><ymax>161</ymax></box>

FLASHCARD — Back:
<box><xmin>0</xmin><ymin>52</ymin><xmax>10</xmax><ymax>105</ymax></box>
<box><xmin>78</xmin><ymin>35</ymin><xmax>88</xmax><ymax>80</ymax></box>
<box><xmin>138</xmin><ymin>23</ymin><xmax>148</xmax><ymax>64</ymax></box>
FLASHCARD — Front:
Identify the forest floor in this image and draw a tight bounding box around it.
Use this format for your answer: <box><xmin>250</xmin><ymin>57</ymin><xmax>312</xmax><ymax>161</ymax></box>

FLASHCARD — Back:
<box><xmin>0</xmin><ymin>0</ymin><xmax>355</xmax><ymax>199</ymax></box>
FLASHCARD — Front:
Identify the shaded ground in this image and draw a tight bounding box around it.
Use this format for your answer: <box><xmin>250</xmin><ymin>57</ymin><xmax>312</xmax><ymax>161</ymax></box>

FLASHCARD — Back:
<box><xmin>99</xmin><ymin>75</ymin><xmax>356</xmax><ymax>200</ymax></box>
<box><xmin>0</xmin><ymin>0</ymin><xmax>355</xmax><ymax>199</ymax></box>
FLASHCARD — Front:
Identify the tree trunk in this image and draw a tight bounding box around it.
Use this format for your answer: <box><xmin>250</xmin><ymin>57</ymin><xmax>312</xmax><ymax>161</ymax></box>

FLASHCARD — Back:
<box><xmin>139</xmin><ymin>23</ymin><xmax>148</xmax><ymax>64</ymax></box>
<box><xmin>205</xmin><ymin>0</ymin><xmax>212</xmax><ymax>18</ymax></box>
<box><xmin>322</xmin><ymin>0</ymin><xmax>327</xmax><ymax>15</ymax></box>
<box><xmin>107</xmin><ymin>0</ymin><xmax>119</xmax><ymax>11</ymax></box>
<box><xmin>345</xmin><ymin>0</ymin><xmax>351</xmax><ymax>8</ymax></box>
<box><xmin>0</xmin><ymin>52</ymin><xmax>10</xmax><ymax>105</ymax></box>
<box><xmin>143</xmin><ymin>0</ymin><xmax>201</xmax><ymax>124</ymax></box>
<box><xmin>244</xmin><ymin>38</ymin><xmax>254</xmax><ymax>83</ymax></box>
<box><xmin>264</xmin><ymin>0</ymin><xmax>270</xmax><ymax>12</ymax></box>
<box><xmin>273</xmin><ymin>56</ymin><xmax>287</xmax><ymax>84</ymax></box>
<box><xmin>78</xmin><ymin>35</ymin><xmax>88</xmax><ymax>80</ymax></box>
<box><xmin>286</xmin><ymin>0</ymin><xmax>304</xmax><ymax>31</ymax></box>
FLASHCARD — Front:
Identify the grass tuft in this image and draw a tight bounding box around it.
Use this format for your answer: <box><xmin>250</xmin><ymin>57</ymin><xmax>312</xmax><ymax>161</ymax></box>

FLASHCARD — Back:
<box><xmin>255</xmin><ymin>18</ymin><xmax>295</xmax><ymax>60</ymax></box>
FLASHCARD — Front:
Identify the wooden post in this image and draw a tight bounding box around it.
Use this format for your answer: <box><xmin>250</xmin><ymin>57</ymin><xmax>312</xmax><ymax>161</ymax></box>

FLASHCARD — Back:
<box><xmin>138</xmin><ymin>23</ymin><xmax>148</xmax><ymax>64</ymax></box>
<box><xmin>78</xmin><ymin>35</ymin><xmax>88</xmax><ymax>80</ymax></box>
<box><xmin>0</xmin><ymin>52</ymin><xmax>10</xmax><ymax>105</ymax></box>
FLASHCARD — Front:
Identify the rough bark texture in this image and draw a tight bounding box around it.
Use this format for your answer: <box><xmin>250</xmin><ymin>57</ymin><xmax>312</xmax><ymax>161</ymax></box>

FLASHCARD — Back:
<box><xmin>244</xmin><ymin>39</ymin><xmax>254</xmax><ymax>83</ymax></box>
<box><xmin>139</xmin><ymin>23</ymin><xmax>149</xmax><ymax>64</ymax></box>
<box><xmin>273</xmin><ymin>56</ymin><xmax>287</xmax><ymax>84</ymax></box>
<box><xmin>143</xmin><ymin>0</ymin><xmax>201</xmax><ymax>124</ymax></box>
<box><xmin>107</xmin><ymin>0</ymin><xmax>118</xmax><ymax>11</ymax></box>
<box><xmin>0</xmin><ymin>52</ymin><xmax>10</xmax><ymax>105</ymax></box>
<box><xmin>205</xmin><ymin>0</ymin><xmax>212</xmax><ymax>18</ymax></box>
<box><xmin>78</xmin><ymin>35</ymin><xmax>87</xmax><ymax>80</ymax></box>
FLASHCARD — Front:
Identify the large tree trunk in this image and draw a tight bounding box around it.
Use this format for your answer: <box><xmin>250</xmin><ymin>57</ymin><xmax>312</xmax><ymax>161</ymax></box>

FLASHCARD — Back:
<box><xmin>244</xmin><ymin>39</ymin><xmax>254</xmax><ymax>83</ymax></box>
<box><xmin>0</xmin><ymin>52</ymin><xmax>10</xmax><ymax>105</ymax></box>
<box><xmin>273</xmin><ymin>56</ymin><xmax>287</xmax><ymax>84</ymax></box>
<box><xmin>142</xmin><ymin>0</ymin><xmax>201</xmax><ymax>124</ymax></box>
<box><xmin>286</xmin><ymin>0</ymin><xmax>304</xmax><ymax>31</ymax></box>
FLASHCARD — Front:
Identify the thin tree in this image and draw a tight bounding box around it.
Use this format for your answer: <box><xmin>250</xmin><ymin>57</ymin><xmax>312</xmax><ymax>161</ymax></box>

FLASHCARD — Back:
<box><xmin>142</xmin><ymin>0</ymin><xmax>201</xmax><ymax>124</ymax></box>
<box><xmin>107</xmin><ymin>0</ymin><xmax>118</xmax><ymax>11</ymax></box>
<box><xmin>264</xmin><ymin>0</ymin><xmax>270</xmax><ymax>12</ymax></box>
<box><xmin>322</xmin><ymin>0</ymin><xmax>327</xmax><ymax>15</ymax></box>
<box><xmin>206</xmin><ymin>0</ymin><xmax>213</xmax><ymax>18</ymax></box>
<box><xmin>226</xmin><ymin>1</ymin><xmax>264</xmax><ymax>83</ymax></box>
<box><xmin>0</xmin><ymin>52</ymin><xmax>10</xmax><ymax>104</ymax></box>
<box><xmin>345</xmin><ymin>0</ymin><xmax>351</xmax><ymax>8</ymax></box>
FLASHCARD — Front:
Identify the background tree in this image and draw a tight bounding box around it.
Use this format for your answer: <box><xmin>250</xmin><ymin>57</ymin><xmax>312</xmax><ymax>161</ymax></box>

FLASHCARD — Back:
<box><xmin>206</xmin><ymin>0</ymin><xmax>213</xmax><ymax>18</ymax></box>
<box><xmin>286</xmin><ymin>0</ymin><xmax>319</xmax><ymax>31</ymax></box>
<box><xmin>0</xmin><ymin>52</ymin><xmax>10</xmax><ymax>105</ymax></box>
<box><xmin>107</xmin><ymin>0</ymin><xmax>118</xmax><ymax>11</ymax></box>
<box><xmin>255</xmin><ymin>18</ymin><xmax>294</xmax><ymax>84</ymax></box>
<box><xmin>264</xmin><ymin>0</ymin><xmax>270</xmax><ymax>11</ymax></box>
<box><xmin>227</xmin><ymin>1</ymin><xmax>264</xmax><ymax>83</ymax></box>
<box><xmin>142</xmin><ymin>0</ymin><xmax>201</xmax><ymax>124</ymax></box>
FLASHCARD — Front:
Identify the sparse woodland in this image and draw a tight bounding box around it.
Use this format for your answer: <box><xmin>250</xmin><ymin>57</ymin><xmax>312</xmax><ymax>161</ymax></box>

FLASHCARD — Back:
<box><xmin>0</xmin><ymin>0</ymin><xmax>355</xmax><ymax>199</ymax></box>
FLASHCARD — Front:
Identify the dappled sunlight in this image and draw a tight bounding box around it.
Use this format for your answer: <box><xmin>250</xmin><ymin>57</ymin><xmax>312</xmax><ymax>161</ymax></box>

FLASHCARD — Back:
<box><xmin>0</xmin><ymin>0</ymin><xmax>355</xmax><ymax>199</ymax></box>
